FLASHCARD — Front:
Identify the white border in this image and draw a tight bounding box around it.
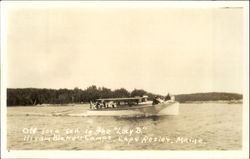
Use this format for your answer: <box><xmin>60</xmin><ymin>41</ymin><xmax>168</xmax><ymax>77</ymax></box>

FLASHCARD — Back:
<box><xmin>1</xmin><ymin>1</ymin><xmax>8</xmax><ymax>159</ymax></box>
<box><xmin>242</xmin><ymin>1</ymin><xmax>249</xmax><ymax>157</ymax></box>
<box><xmin>1</xmin><ymin>1</ymin><xmax>249</xmax><ymax>8</ymax></box>
<box><xmin>1</xmin><ymin>1</ymin><xmax>249</xmax><ymax>159</ymax></box>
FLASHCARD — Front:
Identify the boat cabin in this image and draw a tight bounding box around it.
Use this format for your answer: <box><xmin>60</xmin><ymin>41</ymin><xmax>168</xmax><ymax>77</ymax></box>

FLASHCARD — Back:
<box><xmin>90</xmin><ymin>96</ymin><xmax>149</xmax><ymax>110</ymax></box>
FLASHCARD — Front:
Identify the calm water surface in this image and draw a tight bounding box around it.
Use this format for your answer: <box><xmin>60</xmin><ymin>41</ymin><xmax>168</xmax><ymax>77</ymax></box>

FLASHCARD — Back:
<box><xmin>7</xmin><ymin>103</ymin><xmax>242</xmax><ymax>150</ymax></box>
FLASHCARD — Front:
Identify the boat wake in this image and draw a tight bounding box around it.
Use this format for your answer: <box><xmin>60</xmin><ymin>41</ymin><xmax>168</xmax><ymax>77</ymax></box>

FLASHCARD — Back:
<box><xmin>19</xmin><ymin>112</ymin><xmax>159</xmax><ymax>118</ymax></box>
<box><xmin>52</xmin><ymin>113</ymin><xmax>88</xmax><ymax>117</ymax></box>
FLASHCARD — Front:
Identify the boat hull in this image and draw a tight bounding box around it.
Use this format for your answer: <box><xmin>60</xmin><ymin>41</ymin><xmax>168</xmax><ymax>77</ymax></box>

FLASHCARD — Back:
<box><xmin>86</xmin><ymin>101</ymin><xmax>179</xmax><ymax>116</ymax></box>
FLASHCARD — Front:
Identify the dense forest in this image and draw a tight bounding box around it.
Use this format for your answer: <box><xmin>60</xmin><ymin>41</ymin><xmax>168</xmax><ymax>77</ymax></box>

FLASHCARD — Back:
<box><xmin>7</xmin><ymin>86</ymin><xmax>162</xmax><ymax>106</ymax></box>
<box><xmin>175</xmin><ymin>92</ymin><xmax>243</xmax><ymax>103</ymax></box>
<box><xmin>7</xmin><ymin>86</ymin><xmax>243</xmax><ymax>106</ymax></box>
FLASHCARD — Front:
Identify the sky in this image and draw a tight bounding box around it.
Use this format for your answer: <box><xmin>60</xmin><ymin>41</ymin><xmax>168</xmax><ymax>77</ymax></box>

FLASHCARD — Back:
<box><xmin>6</xmin><ymin>7</ymin><xmax>244</xmax><ymax>95</ymax></box>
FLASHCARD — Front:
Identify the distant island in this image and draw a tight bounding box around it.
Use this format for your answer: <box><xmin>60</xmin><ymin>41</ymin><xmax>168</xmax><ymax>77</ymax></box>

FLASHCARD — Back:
<box><xmin>7</xmin><ymin>86</ymin><xmax>243</xmax><ymax>106</ymax></box>
<box><xmin>175</xmin><ymin>92</ymin><xmax>242</xmax><ymax>104</ymax></box>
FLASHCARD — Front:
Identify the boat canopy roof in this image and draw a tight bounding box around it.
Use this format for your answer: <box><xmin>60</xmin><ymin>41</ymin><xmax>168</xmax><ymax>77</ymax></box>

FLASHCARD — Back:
<box><xmin>96</xmin><ymin>96</ymin><xmax>148</xmax><ymax>102</ymax></box>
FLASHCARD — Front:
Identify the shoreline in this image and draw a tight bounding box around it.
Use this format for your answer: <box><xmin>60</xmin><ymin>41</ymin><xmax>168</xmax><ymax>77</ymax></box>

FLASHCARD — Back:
<box><xmin>180</xmin><ymin>100</ymin><xmax>242</xmax><ymax>104</ymax></box>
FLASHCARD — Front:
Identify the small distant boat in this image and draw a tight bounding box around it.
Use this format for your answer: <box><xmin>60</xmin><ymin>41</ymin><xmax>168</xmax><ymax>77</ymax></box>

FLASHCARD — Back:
<box><xmin>87</xmin><ymin>95</ymin><xmax>179</xmax><ymax>117</ymax></box>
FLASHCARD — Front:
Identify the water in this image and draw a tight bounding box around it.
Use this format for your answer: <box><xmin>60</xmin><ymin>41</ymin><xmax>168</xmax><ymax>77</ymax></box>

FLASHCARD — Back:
<box><xmin>7</xmin><ymin>103</ymin><xmax>242</xmax><ymax>150</ymax></box>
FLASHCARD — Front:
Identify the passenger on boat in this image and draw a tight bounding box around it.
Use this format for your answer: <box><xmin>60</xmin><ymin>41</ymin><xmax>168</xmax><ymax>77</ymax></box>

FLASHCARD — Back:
<box><xmin>112</xmin><ymin>102</ymin><xmax>117</xmax><ymax>108</ymax></box>
<box><xmin>105</xmin><ymin>102</ymin><xmax>109</xmax><ymax>108</ymax></box>
<box><xmin>90</xmin><ymin>101</ymin><xmax>94</xmax><ymax>109</ymax></box>
<box><xmin>165</xmin><ymin>93</ymin><xmax>171</xmax><ymax>101</ymax></box>
<box><xmin>153</xmin><ymin>96</ymin><xmax>159</xmax><ymax>105</ymax></box>
<box><xmin>101</xmin><ymin>103</ymin><xmax>105</xmax><ymax>109</ymax></box>
<box><xmin>96</xmin><ymin>101</ymin><xmax>101</xmax><ymax>109</ymax></box>
<box><xmin>107</xmin><ymin>101</ymin><xmax>114</xmax><ymax>108</ymax></box>
<box><xmin>100</xmin><ymin>100</ymin><xmax>105</xmax><ymax>108</ymax></box>
<box><xmin>153</xmin><ymin>96</ymin><xmax>163</xmax><ymax>105</ymax></box>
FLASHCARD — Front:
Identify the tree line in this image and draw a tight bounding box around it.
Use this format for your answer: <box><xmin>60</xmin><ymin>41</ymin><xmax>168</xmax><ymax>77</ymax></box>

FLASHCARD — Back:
<box><xmin>175</xmin><ymin>92</ymin><xmax>243</xmax><ymax>103</ymax></box>
<box><xmin>7</xmin><ymin>86</ymin><xmax>243</xmax><ymax>106</ymax></box>
<box><xmin>7</xmin><ymin>86</ymin><xmax>162</xmax><ymax>106</ymax></box>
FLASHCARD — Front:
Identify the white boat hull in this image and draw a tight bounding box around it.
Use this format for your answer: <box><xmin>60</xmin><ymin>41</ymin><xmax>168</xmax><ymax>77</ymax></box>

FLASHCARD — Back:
<box><xmin>86</xmin><ymin>101</ymin><xmax>179</xmax><ymax>117</ymax></box>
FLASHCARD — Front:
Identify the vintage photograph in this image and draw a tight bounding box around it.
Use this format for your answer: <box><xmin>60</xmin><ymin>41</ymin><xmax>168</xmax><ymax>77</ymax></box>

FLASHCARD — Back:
<box><xmin>1</xmin><ymin>1</ymin><xmax>249</xmax><ymax>158</ymax></box>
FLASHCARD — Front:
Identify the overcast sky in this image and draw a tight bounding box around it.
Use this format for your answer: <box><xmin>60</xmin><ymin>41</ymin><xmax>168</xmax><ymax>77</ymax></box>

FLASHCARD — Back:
<box><xmin>6</xmin><ymin>7</ymin><xmax>244</xmax><ymax>95</ymax></box>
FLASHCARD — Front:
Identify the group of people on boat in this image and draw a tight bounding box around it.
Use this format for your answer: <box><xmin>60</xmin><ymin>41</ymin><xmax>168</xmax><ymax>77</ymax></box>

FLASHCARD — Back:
<box><xmin>89</xmin><ymin>94</ymin><xmax>173</xmax><ymax>110</ymax></box>
<box><xmin>89</xmin><ymin>101</ymin><xmax>117</xmax><ymax>110</ymax></box>
<box><xmin>152</xmin><ymin>94</ymin><xmax>172</xmax><ymax>105</ymax></box>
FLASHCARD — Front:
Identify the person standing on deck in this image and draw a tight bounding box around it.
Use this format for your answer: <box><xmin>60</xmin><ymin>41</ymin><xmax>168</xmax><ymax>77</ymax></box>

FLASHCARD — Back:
<box><xmin>165</xmin><ymin>93</ymin><xmax>171</xmax><ymax>101</ymax></box>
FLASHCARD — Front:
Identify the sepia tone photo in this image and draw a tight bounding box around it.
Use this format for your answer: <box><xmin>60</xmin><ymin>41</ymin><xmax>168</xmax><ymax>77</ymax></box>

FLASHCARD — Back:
<box><xmin>1</xmin><ymin>1</ymin><xmax>249</xmax><ymax>159</ymax></box>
